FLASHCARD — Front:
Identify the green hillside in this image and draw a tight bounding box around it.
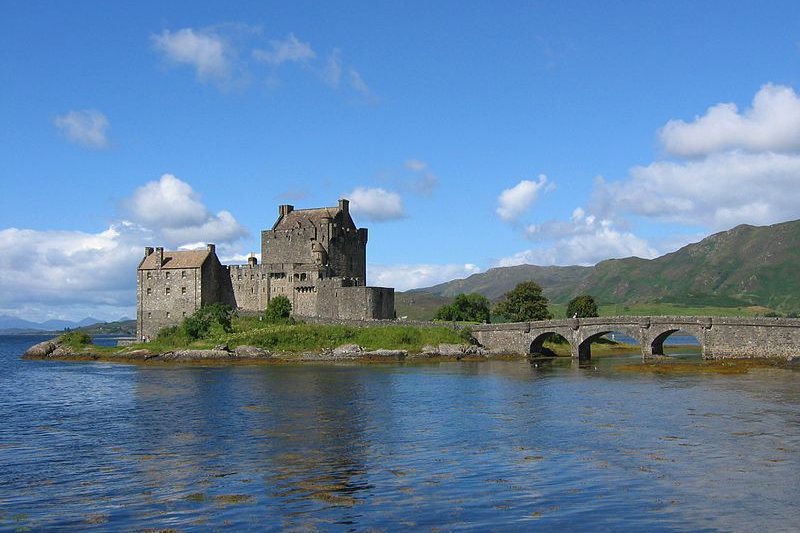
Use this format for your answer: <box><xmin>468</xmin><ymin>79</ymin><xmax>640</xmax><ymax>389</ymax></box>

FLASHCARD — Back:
<box><xmin>404</xmin><ymin>219</ymin><xmax>800</xmax><ymax>317</ymax></box>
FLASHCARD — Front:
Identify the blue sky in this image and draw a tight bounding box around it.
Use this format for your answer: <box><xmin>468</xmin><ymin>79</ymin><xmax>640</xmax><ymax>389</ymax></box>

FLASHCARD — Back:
<box><xmin>3</xmin><ymin>1</ymin><xmax>800</xmax><ymax>321</ymax></box>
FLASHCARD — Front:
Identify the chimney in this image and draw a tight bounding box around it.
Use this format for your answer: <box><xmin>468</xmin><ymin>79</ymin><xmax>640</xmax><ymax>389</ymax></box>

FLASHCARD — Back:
<box><xmin>279</xmin><ymin>204</ymin><xmax>294</xmax><ymax>218</ymax></box>
<box><xmin>338</xmin><ymin>198</ymin><xmax>349</xmax><ymax>213</ymax></box>
<box><xmin>144</xmin><ymin>246</ymin><xmax>154</xmax><ymax>257</ymax></box>
<box><xmin>155</xmin><ymin>247</ymin><xmax>164</xmax><ymax>267</ymax></box>
<box><xmin>207</xmin><ymin>243</ymin><xmax>216</xmax><ymax>254</ymax></box>
<box><xmin>248</xmin><ymin>254</ymin><xmax>258</xmax><ymax>266</ymax></box>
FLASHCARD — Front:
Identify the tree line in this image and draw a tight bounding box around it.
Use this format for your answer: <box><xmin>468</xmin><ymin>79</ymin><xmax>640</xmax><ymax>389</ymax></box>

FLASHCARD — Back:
<box><xmin>434</xmin><ymin>281</ymin><xmax>598</xmax><ymax>323</ymax></box>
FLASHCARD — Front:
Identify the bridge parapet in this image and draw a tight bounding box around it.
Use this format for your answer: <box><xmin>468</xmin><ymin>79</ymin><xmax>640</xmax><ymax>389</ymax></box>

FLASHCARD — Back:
<box><xmin>470</xmin><ymin>316</ymin><xmax>800</xmax><ymax>361</ymax></box>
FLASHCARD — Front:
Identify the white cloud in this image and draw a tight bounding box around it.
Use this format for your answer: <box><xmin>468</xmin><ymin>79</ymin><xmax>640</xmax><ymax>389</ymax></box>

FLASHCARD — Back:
<box><xmin>322</xmin><ymin>48</ymin><xmax>342</xmax><ymax>87</ymax></box>
<box><xmin>348</xmin><ymin>68</ymin><xmax>372</xmax><ymax>97</ymax></box>
<box><xmin>368</xmin><ymin>263</ymin><xmax>482</xmax><ymax>291</ymax></box>
<box><xmin>152</xmin><ymin>28</ymin><xmax>231</xmax><ymax>80</ymax></box>
<box><xmin>126</xmin><ymin>174</ymin><xmax>248</xmax><ymax>247</ymax></box>
<box><xmin>0</xmin><ymin>175</ymin><xmax>250</xmax><ymax>321</ymax></box>
<box><xmin>660</xmin><ymin>84</ymin><xmax>800</xmax><ymax>157</ymax></box>
<box><xmin>347</xmin><ymin>187</ymin><xmax>405</xmax><ymax>222</ymax></box>
<box><xmin>404</xmin><ymin>159</ymin><xmax>438</xmax><ymax>196</ymax></box>
<box><xmin>54</xmin><ymin>110</ymin><xmax>110</xmax><ymax>149</ymax></box>
<box><xmin>0</xmin><ymin>224</ymin><xmax>146</xmax><ymax>321</ymax></box>
<box><xmin>405</xmin><ymin>159</ymin><xmax>427</xmax><ymax>172</ymax></box>
<box><xmin>253</xmin><ymin>33</ymin><xmax>315</xmax><ymax>65</ymax></box>
<box><xmin>596</xmin><ymin>151</ymin><xmax>800</xmax><ymax>229</ymax></box>
<box><xmin>502</xmin><ymin>208</ymin><xmax>657</xmax><ymax>267</ymax></box>
<box><xmin>496</xmin><ymin>175</ymin><xmax>550</xmax><ymax>222</ymax></box>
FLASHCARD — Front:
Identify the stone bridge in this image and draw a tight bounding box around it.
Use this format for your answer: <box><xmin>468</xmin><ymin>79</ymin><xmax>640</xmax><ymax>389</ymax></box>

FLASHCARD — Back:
<box><xmin>470</xmin><ymin>316</ymin><xmax>800</xmax><ymax>361</ymax></box>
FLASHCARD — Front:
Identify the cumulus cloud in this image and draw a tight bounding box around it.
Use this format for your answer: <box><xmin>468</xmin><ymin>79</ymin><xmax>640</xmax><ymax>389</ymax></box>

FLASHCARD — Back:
<box><xmin>499</xmin><ymin>209</ymin><xmax>657</xmax><ymax>267</ymax></box>
<box><xmin>54</xmin><ymin>110</ymin><xmax>110</xmax><ymax>149</ymax></box>
<box><xmin>347</xmin><ymin>187</ymin><xmax>405</xmax><ymax>222</ymax></box>
<box><xmin>496</xmin><ymin>175</ymin><xmax>550</xmax><ymax>222</ymax></box>
<box><xmin>660</xmin><ymin>84</ymin><xmax>800</xmax><ymax>157</ymax></box>
<box><xmin>368</xmin><ymin>263</ymin><xmax>482</xmax><ymax>292</ymax></box>
<box><xmin>126</xmin><ymin>174</ymin><xmax>248</xmax><ymax>246</ymax></box>
<box><xmin>0</xmin><ymin>175</ymin><xmax>249</xmax><ymax>321</ymax></box>
<box><xmin>152</xmin><ymin>28</ymin><xmax>231</xmax><ymax>80</ymax></box>
<box><xmin>595</xmin><ymin>151</ymin><xmax>800</xmax><ymax>228</ymax></box>
<box><xmin>0</xmin><ymin>224</ymin><xmax>146</xmax><ymax>321</ymax></box>
<box><xmin>253</xmin><ymin>33</ymin><xmax>315</xmax><ymax>65</ymax></box>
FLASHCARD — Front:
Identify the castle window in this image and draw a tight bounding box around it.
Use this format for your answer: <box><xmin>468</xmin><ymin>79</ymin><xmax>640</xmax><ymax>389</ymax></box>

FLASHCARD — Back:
<box><xmin>181</xmin><ymin>287</ymin><xmax>186</xmax><ymax>295</ymax></box>
<box><xmin>165</xmin><ymin>287</ymin><xmax>170</xmax><ymax>295</ymax></box>
<box><xmin>250</xmin><ymin>287</ymin><xmax>254</xmax><ymax>294</ymax></box>
<box><xmin>146</xmin><ymin>272</ymin><xmax>152</xmax><ymax>279</ymax></box>
<box><xmin>165</xmin><ymin>271</ymin><xmax>170</xmax><ymax>279</ymax></box>
<box><xmin>166</xmin><ymin>312</ymin><xmax>171</xmax><ymax>318</ymax></box>
<box><xmin>182</xmin><ymin>311</ymin><xmax>186</xmax><ymax>317</ymax></box>
<box><xmin>238</xmin><ymin>274</ymin><xmax>242</xmax><ymax>280</ymax></box>
<box><xmin>181</xmin><ymin>270</ymin><xmax>186</xmax><ymax>278</ymax></box>
<box><xmin>147</xmin><ymin>312</ymin><xmax>151</xmax><ymax>319</ymax></box>
<box><xmin>146</xmin><ymin>288</ymin><xmax>152</xmax><ymax>296</ymax></box>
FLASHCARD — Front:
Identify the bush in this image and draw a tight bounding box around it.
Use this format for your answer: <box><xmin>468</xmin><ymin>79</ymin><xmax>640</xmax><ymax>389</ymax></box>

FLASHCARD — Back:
<box><xmin>181</xmin><ymin>303</ymin><xmax>234</xmax><ymax>340</ymax></box>
<box><xmin>434</xmin><ymin>293</ymin><xmax>491</xmax><ymax>323</ymax></box>
<box><xmin>263</xmin><ymin>295</ymin><xmax>293</xmax><ymax>324</ymax></box>
<box><xmin>61</xmin><ymin>330</ymin><xmax>92</xmax><ymax>347</ymax></box>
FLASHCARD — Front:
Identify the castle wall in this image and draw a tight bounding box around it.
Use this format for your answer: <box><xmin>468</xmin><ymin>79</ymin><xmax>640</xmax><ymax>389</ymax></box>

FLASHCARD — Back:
<box><xmin>137</xmin><ymin>266</ymin><xmax>203</xmax><ymax>340</ymax></box>
<box><xmin>229</xmin><ymin>264</ymin><xmax>268</xmax><ymax>312</ymax></box>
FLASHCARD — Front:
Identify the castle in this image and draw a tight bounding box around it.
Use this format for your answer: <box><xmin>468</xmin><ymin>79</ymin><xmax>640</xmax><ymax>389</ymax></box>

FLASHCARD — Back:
<box><xmin>136</xmin><ymin>199</ymin><xmax>395</xmax><ymax>340</ymax></box>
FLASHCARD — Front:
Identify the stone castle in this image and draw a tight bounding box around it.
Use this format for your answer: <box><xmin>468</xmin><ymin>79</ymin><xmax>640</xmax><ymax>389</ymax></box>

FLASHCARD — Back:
<box><xmin>136</xmin><ymin>199</ymin><xmax>395</xmax><ymax>340</ymax></box>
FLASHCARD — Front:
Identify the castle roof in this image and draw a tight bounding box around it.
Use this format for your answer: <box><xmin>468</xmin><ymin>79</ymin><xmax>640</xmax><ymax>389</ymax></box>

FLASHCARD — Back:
<box><xmin>138</xmin><ymin>249</ymin><xmax>211</xmax><ymax>270</ymax></box>
<box><xmin>272</xmin><ymin>204</ymin><xmax>356</xmax><ymax>231</ymax></box>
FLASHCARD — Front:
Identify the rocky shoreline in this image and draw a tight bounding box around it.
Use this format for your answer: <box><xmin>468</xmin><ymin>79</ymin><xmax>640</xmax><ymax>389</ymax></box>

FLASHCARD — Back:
<box><xmin>22</xmin><ymin>338</ymin><xmax>495</xmax><ymax>364</ymax></box>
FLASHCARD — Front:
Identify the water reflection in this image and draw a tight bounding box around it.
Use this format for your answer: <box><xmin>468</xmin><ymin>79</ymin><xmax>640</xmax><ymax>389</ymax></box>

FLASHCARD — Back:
<box><xmin>2</xmin><ymin>336</ymin><xmax>799</xmax><ymax>531</ymax></box>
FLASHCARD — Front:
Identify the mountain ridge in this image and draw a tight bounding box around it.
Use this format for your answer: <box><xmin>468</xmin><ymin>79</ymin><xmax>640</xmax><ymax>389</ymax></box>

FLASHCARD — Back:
<box><xmin>407</xmin><ymin>219</ymin><xmax>800</xmax><ymax>313</ymax></box>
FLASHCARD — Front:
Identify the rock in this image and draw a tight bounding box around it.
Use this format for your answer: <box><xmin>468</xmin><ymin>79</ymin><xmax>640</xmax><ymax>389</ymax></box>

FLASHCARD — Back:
<box><xmin>161</xmin><ymin>349</ymin><xmax>234</xmax><ymax>361</ymax></box>
<box><xmin>234</xmin><ymin>345</ymin><xmax>270</xmax><ymax>358</ymax></box>
<box><xmin>213</xmin><ymin>344</ymin><xmax>230</xmax><ymax>352</ymax></box>
<box><xmin>50</xmin><ymin>345</ymin><xmax>77</xmax><ymax>358</ymax></box>
<box><xmin>361</xmin><ymin>349</ymin><xmax>407</xmax><ymax>361</ymax></box>
<box><xmin>420</xmin><ymin>344</ymin><xmax>439</xmax><ymax>356</ymax></box>
<box><xmin>464</xmin><ymin>345</ymin><xmax>488</xmax><ymax>356</ymax></box>
<box><xmin>24</xmin><ymin>340</ymin><xmax>59</xmax><ymax>358</ymax></box>
<box><xmin>437</xmin><ymin>344</ymin><xmax>466</xmax><ymax>357</ymax></box>
<box><xmin>333</xmin><ymin>344</ymin><xmax>363</xmax><ymax>356</ymax></box>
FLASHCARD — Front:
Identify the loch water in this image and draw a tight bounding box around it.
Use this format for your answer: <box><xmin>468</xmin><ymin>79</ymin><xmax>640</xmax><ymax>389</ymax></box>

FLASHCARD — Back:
<box><xmin>1</xmin><ymin>335</ymin><xmax>799</xmax><ymax>532</ymax></box>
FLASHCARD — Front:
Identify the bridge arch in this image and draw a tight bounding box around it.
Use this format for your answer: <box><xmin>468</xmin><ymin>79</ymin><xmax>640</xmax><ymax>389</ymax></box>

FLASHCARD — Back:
<box><xmin>648</xmin><ymin>326</ymin><xmax>704</xmax><ymax>357</ymax></box>
<box><xmin>576</xmin><ymin>325</ymin><xmax>643</xmax><ymax>361</ymax></box>
<box><xmin>529</xmin><ymin>331</ymin><xmax>571</xmax><ymax>356</ymax></box>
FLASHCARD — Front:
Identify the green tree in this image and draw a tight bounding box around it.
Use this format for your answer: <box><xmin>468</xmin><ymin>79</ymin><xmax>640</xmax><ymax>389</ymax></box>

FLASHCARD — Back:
<box><xmin>264</xmin><ymin>295</ymin><xmax>293</xmax><ymax>323</ymax></box>
<box><xmin>434</xmin><ymin>293</ymin><xmax>491</xmax><ymax>323</ymax></box>
<box><xmin>182</xmin><ymin>302</ymin><xmax>234</xmax><ymax>340</ymax></box>
<box><xmin>493</xmin><ymin>281</ymin><xmax>552</xmax><ymax>322</ymax></box>
<box><xmin>566</xmin><ymin>295</ymin><xmax>599</xmax><ymax>318</ymax></box>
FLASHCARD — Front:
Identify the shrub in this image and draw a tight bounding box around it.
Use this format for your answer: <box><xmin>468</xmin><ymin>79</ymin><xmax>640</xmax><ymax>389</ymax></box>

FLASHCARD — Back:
<box><xmin>263</xmin><ymin>295</ymin><xmax>293</xmax><ymax>324</ymax></box>
<box><xmin>181</xmin><ymin>303</ymin><xmax>234</xmax><ymax>340</ymax></box>
<box><xmin>434</xmin><ymin>293</ymin><xmax>491</xmax><ymax>323</ymax></box>
<box><xmin>61</xmin><ymin>330</ymin><xmax>92</xmax><ymax>347</ymax></box>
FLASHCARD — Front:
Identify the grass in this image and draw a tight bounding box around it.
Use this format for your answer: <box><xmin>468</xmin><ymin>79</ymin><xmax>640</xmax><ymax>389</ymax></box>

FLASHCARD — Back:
<box><xmin>128</xmin><ymin>316</ymin><xmax>466</xmax><ymax>355</ymax></box>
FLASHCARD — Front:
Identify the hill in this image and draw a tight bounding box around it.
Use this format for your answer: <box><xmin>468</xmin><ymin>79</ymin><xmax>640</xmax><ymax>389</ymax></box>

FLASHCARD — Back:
<box><xmin>404</xmin><ymin>219</ymin><xmax>800</xmax><ymax>316</ymax></box>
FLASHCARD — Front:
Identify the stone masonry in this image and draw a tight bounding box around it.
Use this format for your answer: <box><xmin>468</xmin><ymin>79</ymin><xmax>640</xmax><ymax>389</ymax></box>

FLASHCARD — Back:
<box><xmin>137</xmin><ymin>199</ymin><xmax>395</xmax><ymax>340</ymax></box>
<box><xmin>471</xmin><ymin>316</ymin><xmax>800</xmax><ymax>360</ymax></box>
